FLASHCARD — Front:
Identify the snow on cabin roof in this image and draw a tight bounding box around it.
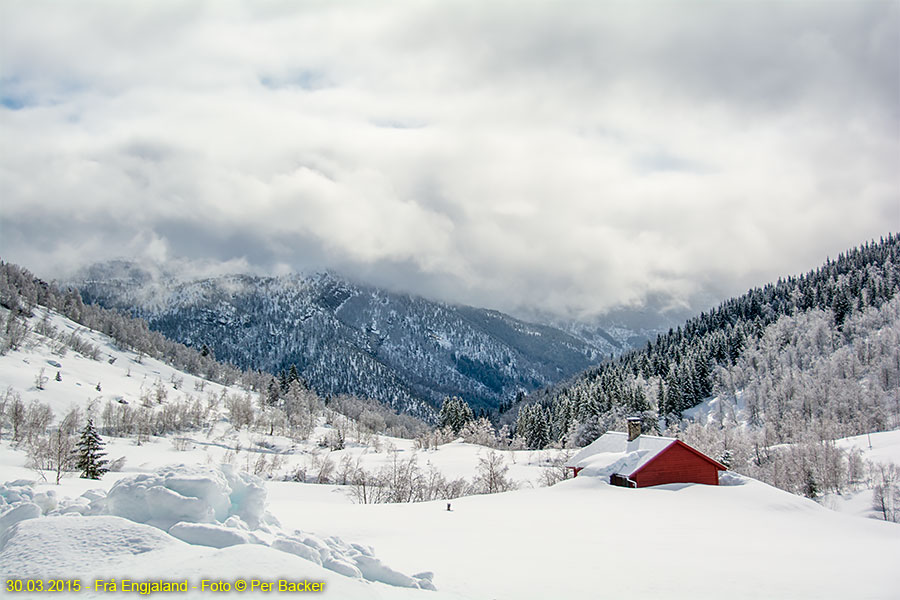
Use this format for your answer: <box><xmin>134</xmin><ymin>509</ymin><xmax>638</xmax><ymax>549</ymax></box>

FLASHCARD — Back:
<box><xmin>565</xmin><ymin>432</ymin><xmax>676</xmax><ymax>479</ymax></box>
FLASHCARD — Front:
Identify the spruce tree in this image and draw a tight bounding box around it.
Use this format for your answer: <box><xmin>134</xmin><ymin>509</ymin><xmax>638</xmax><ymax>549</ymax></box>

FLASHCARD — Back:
<box><xmin>74</xmin><ymin>419</ymin><xmax>108</xmax><ymax>480</ymax></box>
<box><xmin>439</xmin><ymin>396</ymin><xmax>474</xmax><ymax>434</ymax></box>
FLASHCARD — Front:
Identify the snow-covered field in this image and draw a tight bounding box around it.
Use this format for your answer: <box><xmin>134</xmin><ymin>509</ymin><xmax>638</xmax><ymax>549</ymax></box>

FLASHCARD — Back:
<box><xmin>818</xmin><ymin>430</ymin><xmax>900</xmax><ymax>520</ymax></box>
<box><xmin>2</xmin><ymin>308</ymin><xmax>899</xmax><ymax>599</ymax></box>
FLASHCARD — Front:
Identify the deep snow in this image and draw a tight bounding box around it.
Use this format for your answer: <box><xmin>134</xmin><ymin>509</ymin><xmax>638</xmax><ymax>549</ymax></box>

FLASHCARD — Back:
<box><xmin>2</xmin><ymin>307</ymin><xmax>899</xmax><ymax>599</ymax></box>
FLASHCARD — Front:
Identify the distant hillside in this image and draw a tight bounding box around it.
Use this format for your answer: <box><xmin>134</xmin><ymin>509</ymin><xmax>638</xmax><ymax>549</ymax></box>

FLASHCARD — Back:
<box><xmin>71</xmin><ymin>262</ymin><xmax>620</xmax><ymax>415</ymax></box>
<box><xmin>513</xmin><ymin>234</ymin><xmax>900</xmax><ymax>449</ymax></box>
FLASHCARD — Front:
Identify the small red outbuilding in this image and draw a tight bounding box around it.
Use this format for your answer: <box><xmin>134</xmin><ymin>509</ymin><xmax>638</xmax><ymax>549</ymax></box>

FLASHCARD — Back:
<box><xmin>565</xmin><ymin>425</ymin><xmax>726</xmax><ymax>488</ymax></box>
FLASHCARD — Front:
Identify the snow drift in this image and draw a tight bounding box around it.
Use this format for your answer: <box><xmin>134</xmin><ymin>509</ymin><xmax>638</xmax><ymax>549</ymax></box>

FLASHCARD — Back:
<box><xmin>0</xmin><ymin>466</ymin><xmax>436</xmax><ymax>591</ymax></box>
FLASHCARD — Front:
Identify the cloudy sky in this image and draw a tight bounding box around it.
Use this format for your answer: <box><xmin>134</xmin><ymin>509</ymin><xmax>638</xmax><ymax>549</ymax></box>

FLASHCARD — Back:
<box><xmin>1</xmin><ymin>1</ymin><xmax>898</xmax><ymax>319</ymax></box>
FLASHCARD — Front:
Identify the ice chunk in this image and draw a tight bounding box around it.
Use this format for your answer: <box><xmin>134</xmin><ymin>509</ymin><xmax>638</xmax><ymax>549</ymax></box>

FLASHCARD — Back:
<box><xmin>105</xmin><ymin>465</ymin><xmax>270</xmax><ymax>531</ymax></box>
<box><xmin>168</xmin><ymin>522</ymin><xmax>255</xmax><ymax>548</ymax></box>
<box><xmin>271</xmin><ymin>536</ymin><xmax>324</xmax><ymax>565</ymax></box>
<box><xmin>0</xmin><ymin>503</ymin><xmax>42</xmax><ymax>537</ymax></box>
<box><xmin>351</xmin><ymin>554</ymin><xmax>420</xmax><ymax>588</ymax></box>
<box><xmin>322</xmin><ymin>556</ymin><xmax>363</xmax><ymax>579</ymax></box>
<box><xmin>32</xmin><ymin>491</ymin><xmax>57</xmax><ymax>514</ymax></box>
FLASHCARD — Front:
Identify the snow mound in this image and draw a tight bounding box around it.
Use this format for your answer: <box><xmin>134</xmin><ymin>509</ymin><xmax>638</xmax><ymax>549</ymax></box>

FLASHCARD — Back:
<box><xmin>106</xmin><ymin>464</ymin><xmax>271</xmax><ymax>531</ymax></box>
<box><xmin>0</xmin><ymin>502</ymin><xmax>42</xmax><ymax>538</ymax></box>
<box><xmin>719</xmin><ymin>470</ymin><xmax>749</xmax><ymax>486</ymax></box>
<box><xmin>272</xmin><ymin>531</ymin><xmax>436</xmax><ymax>590</ymax></box>
<box><xmin>0</xmin><ymin>481</ymin><xmax>54</xmax><ymax>536</ymax></box>
<box><xmin>2</xmin><ymin>467</ymin><xmax>438</xmax><ymax>591</ymax></box>
<box><xmin>168</xmin><ymin>521</ymin><xmax>262</xmax><ymax>548</ymax></box>
<box><xmin>0</xmin><ymin>515</ymin><xmax>181</xmax><ymax>576</ymax></box>
<box><xmin>1</xmin><ymin>515</ymin><xmax>425</xmax><ymax>599</ymax></box>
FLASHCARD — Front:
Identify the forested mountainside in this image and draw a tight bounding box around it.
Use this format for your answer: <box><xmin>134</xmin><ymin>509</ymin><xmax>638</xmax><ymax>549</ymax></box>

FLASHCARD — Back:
<box><xmin>0</xmin><ymin>260</ymin><xmax>245</xmax><ymax>388</ymax></box>
<box><xmin>0</xmin><ymin>259</ymin><xmax>430</xmax><ymax>438</ymax></box>
<box><xmin>512</xmin><ymin>235</ymin><xmax>900</xmax><ymax>453</ymax></box>
<box><xmin>71</xmin><ymin>262</ymin><xmax>622</xmax><ymax>415</ymax></box>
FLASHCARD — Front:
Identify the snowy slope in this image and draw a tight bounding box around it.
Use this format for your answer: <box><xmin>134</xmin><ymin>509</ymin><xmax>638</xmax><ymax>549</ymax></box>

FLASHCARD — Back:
<box><xmin>819</xmin><ymin>431</ymin><xmax>900</xmax><ymax>521</ymax></box>
<box><xmin>0</xmin><ymin>307</ymin><xmax>233</xmax><ymax>421</ymax></box>
<box><xmin>5</xmin><ymin>457</ymin><xmax>898</xmax><ymax>600</ymax></box>
<box><xmin>271</xmin><ymin>476</ymin><xmax>900</xmax><ymax>600</ymax></box>
<box><xmin>2</xmin><ymin>308</ymin><xmax>899</xmax><ymax>599</ymax></box>
<box><xmin>835</xmin><ymin>430</ymin><xmax>900</xmax><ymax>465</ymax></box>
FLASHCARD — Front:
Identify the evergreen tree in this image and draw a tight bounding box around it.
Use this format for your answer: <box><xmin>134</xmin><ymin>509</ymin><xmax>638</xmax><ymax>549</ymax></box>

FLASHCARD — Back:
<box><xmin>831</xmin><ymin>288</ymin><xmax>852</xmax><ymax>329</ymax></box>
<box><xmin>266</xmin><ymin>378</ymin><xmax>280</xmax><ymax>406</ymax></box>
<box><xmin>74</xmin><ymin>419</ymin><xmax>108</xmax><ymax>479</ymax></box>
<box><xmin>288</xmin><ymin>364</ymin><xmax>301</xmax><ymax>386</ymax></box>
<box><xmin>438</xmin><ymin>396</ymin><xmax>474</xmax><ymax>434</ymax></box>
<box><xmin>802</xmin><ymin>469</ymin><xmax>818</xmax><ymax>499</ymax></box>
<box><xmin>515</xmin><ymin>403</ymin><xmax>550</xmax><ymax>449</ymax></box>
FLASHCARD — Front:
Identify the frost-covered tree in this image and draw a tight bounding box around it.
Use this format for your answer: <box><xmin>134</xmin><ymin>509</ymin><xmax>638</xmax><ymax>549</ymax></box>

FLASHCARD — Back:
<box><xmin>872</xmin><ymin>463</ymin><xmax>899</xmax><ymax>523</ymax></box>
<box><xmin>7</xmin><ymin>393</ymin><xmax>26</xmax><ymax>441</ymax></box>
<box><xmin>473</xmin><ymin>451</ymin><xmax>515</xmax><ymax>494</ymax></box>
<box><xmin>225</xmin><ymin>392</ymin><xmax>254</xmax><ymax>430</ymax></box>
<box><xmin>34</xmin><ymin>368</ymin><xmax>48</xmax><ymax>391</ymax></box>
<box><xmin>459</xmin><ymin>417</ymin><xmax>497</xmax><ymax>447</ymax></box>
<box><xmin>523</xmin><ymin>235</ymin><xmax>900</xmax><ymax>449</ymax></box>
<box><xmin>49</xmin><ymin>408</ymin><xmax>80</xmax><ymax>484</ymax></box>
<box><xmin>74</xmin><ymin>419</ymin><xmax>108</xmax><ymax>479</ymax></box>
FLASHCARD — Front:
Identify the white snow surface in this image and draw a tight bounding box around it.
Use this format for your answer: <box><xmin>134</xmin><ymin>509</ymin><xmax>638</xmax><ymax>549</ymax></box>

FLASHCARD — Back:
<box><xmin>2</xmin><ymin>307</ymin><xmax>900</xmax><ymax>599</ymax></box>
<box><xmin>566</xmin><ymin>431</ymin><xmax>676</xmax><ymax>477</ymax></box>
<box><xmin>818</xmin><ymin>430</ymin><xmax>900</xmax><ymax>521</ymax></box>
<box><xmin>0</xmin><ymin>467</ymin><xmax>441</xmax><ymax>596</ymax></box>
<box><xmin>834</xmin><ymin>429</ymin><xmax>900</xmax><ymax>465</ymax></box>
<box><xmin>0</xmin><ymin>515</ymin><xmax>450</xmax><ymax>599</ymax></box>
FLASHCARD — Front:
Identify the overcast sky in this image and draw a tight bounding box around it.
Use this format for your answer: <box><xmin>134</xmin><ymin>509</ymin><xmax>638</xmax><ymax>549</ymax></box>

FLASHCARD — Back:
<box><xmin>1</xmin><ymin>1</ymin><xmax>898</xmax><ymax>319</ymax></box>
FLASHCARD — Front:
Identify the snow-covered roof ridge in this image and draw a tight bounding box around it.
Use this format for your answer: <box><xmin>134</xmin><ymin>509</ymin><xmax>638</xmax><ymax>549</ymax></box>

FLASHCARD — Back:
<box><xmin>566</xmin><ymin>431</ymin><xmax>677</xmax><ymax>475</ymax></box>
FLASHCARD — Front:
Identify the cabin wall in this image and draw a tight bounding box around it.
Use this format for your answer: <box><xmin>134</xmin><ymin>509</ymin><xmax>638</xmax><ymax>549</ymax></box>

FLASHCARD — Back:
<box><xmin>632</xmin><ymin>443</ymin><xmax>720</xmax><ymax>487</ymax></box>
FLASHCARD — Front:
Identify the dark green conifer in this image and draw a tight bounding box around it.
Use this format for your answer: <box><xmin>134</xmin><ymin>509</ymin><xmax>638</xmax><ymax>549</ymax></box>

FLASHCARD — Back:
<box><xmin>74</xmin><ymin>419</ymin><xmax>108</xmax><ymax>480</ymax></box>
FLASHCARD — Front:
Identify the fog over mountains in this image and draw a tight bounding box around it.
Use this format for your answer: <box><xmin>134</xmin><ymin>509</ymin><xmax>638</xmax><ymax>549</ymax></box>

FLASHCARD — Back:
<box><xmin>70</xmin><ymin>260</ymin><xmax>658</xmax><ymax>416</ymax></box>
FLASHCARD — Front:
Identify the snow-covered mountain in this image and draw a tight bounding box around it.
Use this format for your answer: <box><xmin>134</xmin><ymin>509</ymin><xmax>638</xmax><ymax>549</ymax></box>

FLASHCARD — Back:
<box><xmin>71</xmin><ymin>260</ymin><xmax>632</xmax><ymax>416</ymax></box>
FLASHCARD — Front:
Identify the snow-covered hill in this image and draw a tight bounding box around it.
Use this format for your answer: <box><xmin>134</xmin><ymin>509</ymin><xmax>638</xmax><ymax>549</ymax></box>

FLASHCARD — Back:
<box><xmin>71</xmin><ymin>260</ymin><xmax>635</xmax><ymax>415</ymax></box>
<box><xmin>2</xmin><ymin>306</ymin><xmax>900</xmax><ymax>598</ymax></box>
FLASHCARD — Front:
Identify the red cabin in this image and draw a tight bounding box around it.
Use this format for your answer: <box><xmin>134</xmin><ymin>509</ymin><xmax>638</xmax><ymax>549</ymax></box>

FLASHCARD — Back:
<box><xmin>565</xmin><ymin>422</ymin><xmax>726</xmax><ymax>488</ymax></box>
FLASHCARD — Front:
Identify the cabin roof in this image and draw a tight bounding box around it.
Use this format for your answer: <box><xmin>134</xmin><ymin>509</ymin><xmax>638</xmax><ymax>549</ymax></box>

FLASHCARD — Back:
<box><xmin>565</xmin><ymin>431</ymin><xmax>677</xmax><ymax>476</ymax></box>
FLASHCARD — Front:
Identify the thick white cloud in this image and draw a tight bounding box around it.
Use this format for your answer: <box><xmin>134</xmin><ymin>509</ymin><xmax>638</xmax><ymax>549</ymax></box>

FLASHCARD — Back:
<box><xmin>1</xmin><ymin>1</ymin><xmax>897</xmax><ymax>318</ymax></box>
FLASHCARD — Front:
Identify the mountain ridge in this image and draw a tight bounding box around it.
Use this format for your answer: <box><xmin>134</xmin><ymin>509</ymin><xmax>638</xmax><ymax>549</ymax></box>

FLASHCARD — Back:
<box><xmin>69</xmin><ymin>260</ymin><xmax>648</xmax><ymax>416</ymax></box>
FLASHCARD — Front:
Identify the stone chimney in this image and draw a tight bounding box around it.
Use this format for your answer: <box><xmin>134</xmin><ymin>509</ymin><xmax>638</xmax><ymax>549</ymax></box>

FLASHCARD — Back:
<box><xmin>627</xmin><ymin>417</ymin><xmax>642</xmax><ymax>442</ymax></box>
